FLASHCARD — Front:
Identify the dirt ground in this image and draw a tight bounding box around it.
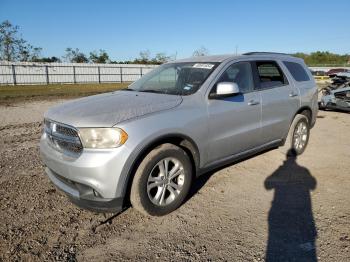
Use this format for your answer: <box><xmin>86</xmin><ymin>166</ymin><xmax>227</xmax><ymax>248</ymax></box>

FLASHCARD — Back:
<box><xmin>0</xmin><ymin>98</ymin><xmax>349</xmax><ymax>261</ymax></box>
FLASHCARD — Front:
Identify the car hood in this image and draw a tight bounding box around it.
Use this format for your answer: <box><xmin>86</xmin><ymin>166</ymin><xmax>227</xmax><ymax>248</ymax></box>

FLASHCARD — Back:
<box><xmin>331</xmin><ymin>86</ymin><xmax>350</xmax><ymax>94</ymax></box>
<box><xmin>45</xmin><ymin>90</ymin><xmax>183</xmax><ymax>127</ymax></box>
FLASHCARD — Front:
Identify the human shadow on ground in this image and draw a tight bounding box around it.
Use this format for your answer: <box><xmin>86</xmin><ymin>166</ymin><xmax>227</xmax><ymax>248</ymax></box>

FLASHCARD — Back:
<box><xmin>264</xmin><ymin>149</ymin><xmax>317</xmax><ymax>262</ymax></box>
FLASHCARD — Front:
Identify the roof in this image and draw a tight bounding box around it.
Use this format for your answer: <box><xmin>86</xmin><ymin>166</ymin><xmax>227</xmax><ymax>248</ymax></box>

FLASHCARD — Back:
<box><xmin>170</xmin><ymin>52</ymin><xmax>302</xmax><ymax>64</ymax></box>
<box><xmin>243</xmin><ymin>52</ymin><xmax>290</xmax><ymax>56</ymax></box>
<box><xmin>174</xmin><ymin>54</ymin><xmax>235</xmax><ymax>63</ymax></box>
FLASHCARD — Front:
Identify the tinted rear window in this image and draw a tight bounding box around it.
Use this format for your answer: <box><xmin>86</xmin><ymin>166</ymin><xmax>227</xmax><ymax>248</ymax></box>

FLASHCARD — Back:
<box><xmin>256</xmin><ymin>61</ymin><xmax>288</xmax><ymax>89</ymax></box>
<box><xmin>283</xmin><ymin>61</ymin><xmax>310</xmax><ymax>82</ymax></box>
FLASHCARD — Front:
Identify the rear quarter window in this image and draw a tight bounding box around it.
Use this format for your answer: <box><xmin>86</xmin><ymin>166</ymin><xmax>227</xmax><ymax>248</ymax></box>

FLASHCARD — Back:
<box><xmin>283</xmin><ymin>61</ymin><xmax>310</xmax><ymax>82</ymax></box>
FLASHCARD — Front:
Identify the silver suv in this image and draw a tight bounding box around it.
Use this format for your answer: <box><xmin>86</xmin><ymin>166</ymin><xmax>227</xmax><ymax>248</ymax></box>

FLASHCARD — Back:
<box><xmin>40</xmin><ymin>52</ymin><xmax>318</xmax><ymax>216</ymax></box>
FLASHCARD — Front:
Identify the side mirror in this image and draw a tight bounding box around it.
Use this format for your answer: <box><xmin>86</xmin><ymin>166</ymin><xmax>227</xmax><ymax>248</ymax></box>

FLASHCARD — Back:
<box><xmin>209</xmin><ymin>82</ymin><xmax>240</xmax><ymax>99</ymax></box>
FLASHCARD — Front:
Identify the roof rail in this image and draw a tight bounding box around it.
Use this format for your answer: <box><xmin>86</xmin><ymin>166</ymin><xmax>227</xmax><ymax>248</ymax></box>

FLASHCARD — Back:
<box><xmin>243</xmin><ymin>52</ymin><xmax>290</xmax><ymax>56</ymax></box>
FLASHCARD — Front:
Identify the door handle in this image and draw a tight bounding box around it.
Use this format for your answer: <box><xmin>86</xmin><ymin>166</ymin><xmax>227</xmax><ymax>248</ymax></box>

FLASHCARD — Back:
<box><xmin>248</xmin><ymin>100</ymin><xmax>260</xmax><ymax>106</ymax></box>
<box><xmin>289</xmin><ymin>92</ymin><xmax>298</xmax><ymax>97</ymax></box>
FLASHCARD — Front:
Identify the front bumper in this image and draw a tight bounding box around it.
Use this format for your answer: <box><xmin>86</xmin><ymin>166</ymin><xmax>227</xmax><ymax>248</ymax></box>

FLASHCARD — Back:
<box><xmin>46</xmin><ymin>167</ymin><xmax>123</xmax><ymax>212</ymax></box>
<box><xmin>320</xmin><ymin>95</ymin><xmax>350</xmax><ymax>112</ymax></box>
<box><xmin>40</xmin><ymin>133</ymin><xmax>132</xmax><ymax>212</ymax></box>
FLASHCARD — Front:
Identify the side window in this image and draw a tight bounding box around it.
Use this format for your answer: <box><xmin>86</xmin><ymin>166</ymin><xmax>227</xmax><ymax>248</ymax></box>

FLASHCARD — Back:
<box><xmin>217</xmin><ymin>62</ymin><xmax>254</xmax><ymax>93</ymax></box>
<box><xmin>256</xmin><ymin>61</ymin><xmax>288</xmax><ymax>89</ymax></box>
<box><xmin>283</xmin><ymin>61</ymin><xmax>310</xmax><ymax>82</ymax></box>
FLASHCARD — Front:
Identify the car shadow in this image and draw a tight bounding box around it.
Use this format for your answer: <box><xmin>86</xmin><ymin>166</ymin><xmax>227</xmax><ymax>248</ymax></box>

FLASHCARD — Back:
<box><xmin>264</xmin><ymin>149</ymin><xmax>317</xmax><ymax>262</ymax></box>
<box><xmin>186</xmin><ymin>148</ymin><xmax>275</xmax><ymax>202</ymax></box>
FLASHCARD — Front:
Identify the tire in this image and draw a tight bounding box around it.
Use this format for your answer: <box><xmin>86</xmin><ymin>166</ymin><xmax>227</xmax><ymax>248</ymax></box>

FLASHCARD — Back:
<box><xmin>280</xmin><ymin>114</ymin><xmax>310</xmax><ymax>156</ymax></box>
<box><xmin>130</xmin><ymin>143</ymin><xmax>193</xmax><ymax>216</ymax></box>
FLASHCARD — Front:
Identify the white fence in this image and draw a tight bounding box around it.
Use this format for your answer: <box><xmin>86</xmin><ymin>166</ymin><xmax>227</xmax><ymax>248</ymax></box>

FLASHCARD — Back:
<box><xmin>1</xmin><ymin>61</ymin><xmax>349</xmax><ymax>86</ymax></box>
<box><xmin>0</xmin><ymin>61</ymin><xmax>158</xmax><ymax>85</ymax></box>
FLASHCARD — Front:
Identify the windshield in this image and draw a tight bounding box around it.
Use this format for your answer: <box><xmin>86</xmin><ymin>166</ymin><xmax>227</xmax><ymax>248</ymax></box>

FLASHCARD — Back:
<box><xmin>128</xmin><ymin>62</ymin><xmax>219</xmax><ymax>95</ymax></box>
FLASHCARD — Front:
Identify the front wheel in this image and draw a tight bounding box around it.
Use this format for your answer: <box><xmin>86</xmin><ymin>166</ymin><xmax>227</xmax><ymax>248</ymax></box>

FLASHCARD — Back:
<box><xmin>130</xmin><ymin>143</ymin><xmax>193</xmax><ymax>216</ymax></box>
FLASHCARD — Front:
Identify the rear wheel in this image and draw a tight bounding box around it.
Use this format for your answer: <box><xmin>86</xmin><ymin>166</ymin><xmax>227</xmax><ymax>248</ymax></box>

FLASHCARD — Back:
<box><xmin>281</xmin><ymin>114</ymin><xmax>310</xmax><ymax>155</ymax></box>
<box><xmin>130</xmin><ymin>143</ymin><xmax>193</xmax><ymax>216</ymax></box>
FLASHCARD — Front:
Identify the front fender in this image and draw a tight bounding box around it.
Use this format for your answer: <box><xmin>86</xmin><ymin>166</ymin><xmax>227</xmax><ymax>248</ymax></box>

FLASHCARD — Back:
<box><xmin>114</xmin><ymin>104</ymin><xmax>208</xmax><ymax>198</ymax></box>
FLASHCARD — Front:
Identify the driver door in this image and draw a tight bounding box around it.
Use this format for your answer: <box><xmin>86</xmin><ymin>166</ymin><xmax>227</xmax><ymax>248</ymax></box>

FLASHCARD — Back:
<box><xmin>206</xmin><ymin>61</ymin><xmax>262</xmax><ymax>163</ymax></box>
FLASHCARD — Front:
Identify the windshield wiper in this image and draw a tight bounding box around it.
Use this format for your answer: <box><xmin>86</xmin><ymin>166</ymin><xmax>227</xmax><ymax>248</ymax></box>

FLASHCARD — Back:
<box><xmin>139</xmin><ymin>89</ymin><xmax>164</xmax><ymax>94</ymax></box>
<box><xmin>123</xmin><ymin>88</ymin><xmax>136</xmax><ymax>91</ymax></box>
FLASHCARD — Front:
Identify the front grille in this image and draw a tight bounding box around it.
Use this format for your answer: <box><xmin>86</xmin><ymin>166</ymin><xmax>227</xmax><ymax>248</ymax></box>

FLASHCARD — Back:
<box><xmin>56</xmin><ymin>124</ymin><xmax>79</xmax><ymax>137</ymax></box>
<box><xmin>44</xmin><ymin>119</ymin><xmax>83</xmax><ymax>155</ymax></box>
<box><xmin>334</xmin><ymin>91</ymin><xmax>350</xmax><ymax>102</ymax></box>
<box><xmin>55</xmin><ymin>140</ymin><xmax>83</xmax><ymax>154</ymax></box>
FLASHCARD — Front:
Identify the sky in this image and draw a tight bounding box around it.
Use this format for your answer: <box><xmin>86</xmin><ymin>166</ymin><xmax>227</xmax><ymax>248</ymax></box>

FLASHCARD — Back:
<box><xmin>1</xmin><ymin>0</ymin><xmax>349</xmax><ymax>61</ymax></box>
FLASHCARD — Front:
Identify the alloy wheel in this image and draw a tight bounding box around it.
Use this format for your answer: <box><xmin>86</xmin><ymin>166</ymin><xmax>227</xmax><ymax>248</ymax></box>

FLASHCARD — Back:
<box><xmin>293</xmin><ymin>121</ymin><xmax>308</xmax><ymax>151</ymax></box>
<box><xmin>147</xmin><ymin>157</ymin><xmax>185</xmax><ymax>206</ymax></box>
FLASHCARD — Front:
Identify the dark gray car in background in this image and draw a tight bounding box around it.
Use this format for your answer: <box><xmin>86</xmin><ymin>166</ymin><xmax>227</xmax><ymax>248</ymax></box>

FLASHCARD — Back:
<box><xmin>40</xmin><ymin>52</ymin><xmax>318</xmax><ymax>216</ymax></box>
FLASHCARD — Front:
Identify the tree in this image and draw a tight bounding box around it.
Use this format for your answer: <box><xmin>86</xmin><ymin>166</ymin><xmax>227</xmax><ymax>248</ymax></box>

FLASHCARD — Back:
<box><xmin>32</xmin><ymin>56</ymin><xmax>61</xmax><ymax>63</ymax></box>
<box><xmin>139</xmin><ymin>50</ymin><xmax>151</xmax><ymax>62</ymax></box>
<box><xmin>0</xmin><ymin>20</ymin><xmax>42</xmax><ymax>61</ymax></box>
<box><xmin>17</xmin><ymin>40</ymin><xmax>42</xmax><ymax>62</ymax></box>
<box><xmin>63</xmin><ymin>48</ymin><xmax>89</xmax><ymax>63</ymax></box>
<box><xmin>292</xmin><ymin>51</ymin><xmax>349</xmax><ymax>66</ymax></box>
<box><xmin>0</xmin><ymin>20</ymin><xmax>19</xmax><ymax>61</ymax></box>
<box><xmin>132</xmin><ymin>50</ymin><xmax>151</xmax><ymax>64</ymax></box>
<box><xmin>152</xmin><ymin>53</ymin><xmax>171</xmax><ymax>64</ymax></box>
<box><xmin>89</xmin><ymin>49</ymin><xmax>110</xmax><ymax>63</ymax></box>
<box><xmin>132</xmin><ymin>50</ymin><xmax>171</xmax><ymax>65</ymax></box>
<box><xmin>192</xmin><ymin>46</ymin><xmax>209</xmax><ymax>57</ymax></box>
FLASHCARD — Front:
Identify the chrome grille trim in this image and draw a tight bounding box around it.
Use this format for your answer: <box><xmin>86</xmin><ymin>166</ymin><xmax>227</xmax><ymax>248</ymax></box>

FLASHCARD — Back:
<box><xmin>50</xmin><ymin>131</ymin><xmax>81</xmax><ymax>144</ymax></box>
<box><xmin>44</xmin><ymin>119</ymin><xmax>83</xmax><ymax>155</ymax></box>
<box><xmin>56</xmin><ymin>124</ymin><xmax>79</xmax><ymax>137</ymax></box>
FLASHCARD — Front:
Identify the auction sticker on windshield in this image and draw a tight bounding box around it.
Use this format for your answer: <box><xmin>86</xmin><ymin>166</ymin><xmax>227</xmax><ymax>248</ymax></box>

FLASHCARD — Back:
<box><xmin>193</xmin><ymin>63</ymin><xmax>215</xmax><ymax>69</ymax></box>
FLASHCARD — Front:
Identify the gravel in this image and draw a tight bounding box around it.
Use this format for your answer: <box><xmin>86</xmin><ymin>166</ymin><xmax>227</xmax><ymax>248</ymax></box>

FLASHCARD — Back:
<box><xmin>0</xmin><ymin>99</ymin><xmax>349</xmax><ymax>261</ymax></box>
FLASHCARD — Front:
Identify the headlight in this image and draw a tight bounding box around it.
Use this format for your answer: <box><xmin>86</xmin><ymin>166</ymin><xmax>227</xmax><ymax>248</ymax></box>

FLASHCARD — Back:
<box><xmin>78</xmin><ymin>128</ymin><xmax>128</xmax><ymax>149</ymax></box>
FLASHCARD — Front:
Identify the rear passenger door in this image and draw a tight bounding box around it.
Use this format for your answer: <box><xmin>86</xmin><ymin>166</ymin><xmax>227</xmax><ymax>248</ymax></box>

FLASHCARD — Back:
<box><xmin>252</xmin><ymin>60</ymin><xmax>299</xmax><ymax>144</ymax></box>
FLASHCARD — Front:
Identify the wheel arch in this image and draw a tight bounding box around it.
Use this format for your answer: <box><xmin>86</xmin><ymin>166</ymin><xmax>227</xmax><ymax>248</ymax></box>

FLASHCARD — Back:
<box><xmin>296</xmin><ymin>106</ymin><xmax>312</xmax><ymax>124</ymax></box>
<box><xmin>120</xmin><ymin>133</ymin><xmax>200</xmax><ymax>204</ymax></box>
<box><xmin>282</xmin><ymin>106</ymin><xmax>313</xmax><ymax>145</ymax></box>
